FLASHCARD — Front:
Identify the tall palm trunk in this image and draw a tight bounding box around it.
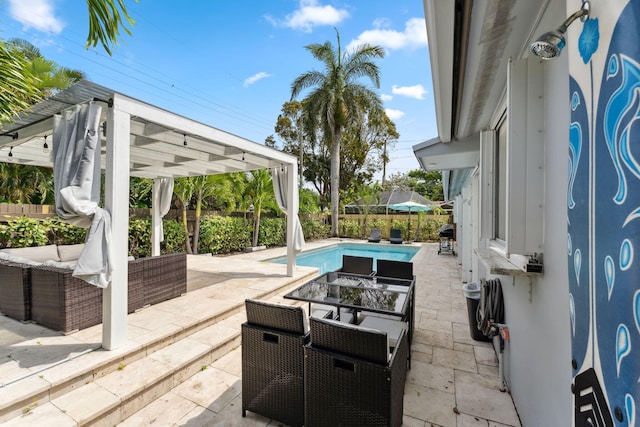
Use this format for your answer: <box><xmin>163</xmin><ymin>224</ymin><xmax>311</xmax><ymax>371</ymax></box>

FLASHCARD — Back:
<box><xmin>193</xmin><ymin>198</ymin><xmax>202</xmax><ymax>254</ymax></box>
<box><xmin>181</xmin><ymin>207</ymin><xmax>193</xmax><ymax>254</ymax></box>
<box><xmin>330</xmin><ymin>126</ymin><xmax>342</xmax><ymax>236</ymax></box>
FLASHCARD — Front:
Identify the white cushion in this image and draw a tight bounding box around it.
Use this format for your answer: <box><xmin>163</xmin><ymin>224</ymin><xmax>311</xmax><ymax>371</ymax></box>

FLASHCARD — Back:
<box><xmin>42</xmin><ymin>259</ymin><xmax>76</xmax><ymax>270</ymax></box>
<box><xmin>57</xmin><ymin>244</ymin><xmax>85</xmax><ymax>262</ymax></box>
<box><xmin>0</xmin><ymin>252</ymin><xmax>42</xmax><ymax>266</ymax></box>
<box><xmin>359</xmin><ymin>316</ymin><xmax>407</xmax><ymax>350</ymax></box>
<box><xmin>0</xmin><ymin>244</ymin><xmax>60</xmax><ymax>262</ymax></box>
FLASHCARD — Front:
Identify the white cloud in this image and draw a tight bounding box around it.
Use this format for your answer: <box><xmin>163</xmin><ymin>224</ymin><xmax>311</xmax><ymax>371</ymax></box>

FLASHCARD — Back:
<box><xmin>244</xmin><ymin>72</ymin><xmax>272</xmax><ymax>87</ymax></box>
<box><xmin>385</xmin><ymin>108</ymin><xmax>405</xmax><ymax>120</ymax></box>
<box><xmin>275</xmin><ymin>0</ymin><xmax>349</xmax><ymax>32</ymax></box>
<box><xmin>8</xmin><ymin>0</ymin><xmax>64</xmax><ymax>34</ymax></box>
<box><xmin>381</xmin><ymin>94</ymin><xmax>393</xmax><ymax>102</ymax></box>
<box><xmin>346</xmin><ymin>17</ymin><xmax>427</xmax><ymax>52</ymax></box>
<box><xmin>392</xmin><ymin>84</ymin><xmax>427</xmax><ymax>100</ymax></box>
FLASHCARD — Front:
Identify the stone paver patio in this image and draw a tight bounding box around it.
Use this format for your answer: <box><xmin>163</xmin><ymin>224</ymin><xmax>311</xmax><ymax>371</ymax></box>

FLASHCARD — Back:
<box><xmin>0</xmin><ymin>240</ymin><xmax>521</xmax><ymax>426</ymax></box>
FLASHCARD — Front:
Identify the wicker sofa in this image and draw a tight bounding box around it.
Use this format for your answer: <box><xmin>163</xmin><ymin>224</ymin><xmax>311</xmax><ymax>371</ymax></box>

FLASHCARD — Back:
<box><xmin>0</xmin><ymin>245</ymin><xmax>186</xmax><ymax>332</ymax></box>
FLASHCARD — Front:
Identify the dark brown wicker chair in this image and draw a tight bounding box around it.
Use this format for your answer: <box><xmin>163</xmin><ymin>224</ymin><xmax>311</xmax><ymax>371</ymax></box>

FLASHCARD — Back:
<box><xmin>305</xmin><ymin>317</ymin><xmax>408</xmax><ymax>427</ymax></box>
<box><xmin>242</xmin><ymin>299</ymin><xmax>308</xmax><ymax>427</ymax></box>
<box><xmin>340</xmin><ymin>254</ymin><xmax>374</xmax><ymax>275</ymax></box>
<box><xmin>373</xmin><ymin>259</ymin><xmax>416</xmax><ymax>344</ymax></box>
<box><xmin>0</xmin><ymin>261</ymin><xmax>32</xmax><ymax>321</ymax></box>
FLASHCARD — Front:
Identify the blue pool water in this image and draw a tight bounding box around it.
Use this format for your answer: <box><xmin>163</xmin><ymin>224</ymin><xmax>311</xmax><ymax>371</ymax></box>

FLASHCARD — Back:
<box><xmin>268</xmin><ymin>243</ymin><xmax>419</xmax><ymax>274</ymax></box>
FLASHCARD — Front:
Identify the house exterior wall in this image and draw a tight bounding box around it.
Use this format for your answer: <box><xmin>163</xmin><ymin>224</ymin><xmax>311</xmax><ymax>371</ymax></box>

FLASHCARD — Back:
<box><xmin>456</xmin><ymin>2</ymin><xmax>572</xmax><ymax>425</ymax></box>
<box><xmin>454</xmin><ymin>1</ymin><xmax>640</xmax><ymax>425</ymax></box>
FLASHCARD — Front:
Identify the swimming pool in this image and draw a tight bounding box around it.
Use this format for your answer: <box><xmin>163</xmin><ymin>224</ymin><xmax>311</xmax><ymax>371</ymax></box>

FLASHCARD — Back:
<box><xmin>268</xmin><ymin>243</ymin><xmax>419</xmax><ymax>274</ymax></box>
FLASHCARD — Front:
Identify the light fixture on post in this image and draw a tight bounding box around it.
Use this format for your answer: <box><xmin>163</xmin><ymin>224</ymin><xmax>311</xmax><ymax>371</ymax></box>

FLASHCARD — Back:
<box><xmin>530</xmin><ymin>0</ymin><xmax>590</xmax><ymax>60</ymax></box>
<box><xmin>43</xmin><ymin>135</ymin><xmax>50</xmax><ymax>153</ymax></box>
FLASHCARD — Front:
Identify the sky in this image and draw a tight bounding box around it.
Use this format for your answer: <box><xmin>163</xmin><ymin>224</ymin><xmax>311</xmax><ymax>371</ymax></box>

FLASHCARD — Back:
<box><xmin>0</xmin><ymin>0</ymin><xmax>437</xmax><ymax>181</ymax></box>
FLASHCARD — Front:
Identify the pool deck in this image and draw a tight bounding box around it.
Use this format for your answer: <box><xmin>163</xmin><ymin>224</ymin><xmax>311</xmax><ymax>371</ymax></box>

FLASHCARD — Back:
<box><xmin>0</xmin><ymin>239</ymin><xmax>521</xmax><ymax>426</ymax></box>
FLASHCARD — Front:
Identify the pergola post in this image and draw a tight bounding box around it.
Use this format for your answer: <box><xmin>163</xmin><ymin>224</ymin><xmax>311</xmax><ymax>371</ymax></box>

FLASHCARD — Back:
<box><xmin>286</xmin><ymin>162</ymin><xmax>298</xmax><ymax>277</ymax></box>
<box><xmin>151</xmin><ymin>178</ymin><xmax>162</xmax><ymax>257</ymax></box>
<box><xmin>103</xmin><ymin>94</ymin><xmax>130</xmax><ymax>350</ymax></box>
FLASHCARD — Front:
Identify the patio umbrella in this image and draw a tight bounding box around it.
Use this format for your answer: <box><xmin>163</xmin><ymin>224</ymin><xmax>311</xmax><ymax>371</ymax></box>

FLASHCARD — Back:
<box><xmin>389</xmin><ymin>200</ymin><xmax>432</xmax><ymax>239</ymax></box>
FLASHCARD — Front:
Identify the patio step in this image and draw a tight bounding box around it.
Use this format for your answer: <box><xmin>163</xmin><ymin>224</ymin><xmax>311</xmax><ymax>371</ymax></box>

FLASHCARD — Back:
<box><xmin>0</xmin><ymin>270</ymin><xmax>316</xmax><ymax>426</ymax></box>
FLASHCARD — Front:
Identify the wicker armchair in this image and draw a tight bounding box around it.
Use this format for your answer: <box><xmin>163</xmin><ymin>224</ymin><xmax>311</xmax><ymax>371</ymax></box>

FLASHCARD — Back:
<box><xmin>304</xmin><ymin>317</ymin><xmax>408</xmax><ymax>427</ymax></box>
<box><xmin>241</xmin><ymin>299</ymin><xmax>308</xmax><ymax>427</ymax></box>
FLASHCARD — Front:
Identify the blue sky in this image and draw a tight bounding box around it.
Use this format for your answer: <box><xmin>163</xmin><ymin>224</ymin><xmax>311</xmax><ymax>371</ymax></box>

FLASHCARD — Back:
<box><xmin>0</xmin><ymin>0</ymin><xmax>436</xmax><ymax>180</ymax></box>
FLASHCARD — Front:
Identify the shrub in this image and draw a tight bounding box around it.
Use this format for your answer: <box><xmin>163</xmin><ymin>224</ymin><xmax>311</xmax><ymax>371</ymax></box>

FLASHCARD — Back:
<box><xmin>128</xmin><ymin>218</ymin><xmax>188</xmax><ymax>258</ymax></box>
<box><xmin>338</xmin><ymin>219</ymin><xmax>360</xmax><ymax>239</ymax></box>
<box><xmin>198</xmin><ymin>216</ymin><xmax>251</xmax><ymax>254</ymax></box>
<box><xmin>4</xmin><ymin>217</ymin><xmax>48</xmax><ymax>248</ymax></box>
<box><xmin>43</xmin><ymin>218</ymin><xmax>87</xmax><ymax>245</ymax></box>
<box><xmin>301</xmin><ymin>217</ymin><xmax>330</xmax><ymax>240</ymax></box>
<box><xmin>257</xmin><ymin>217</ymin><xmax>285</xmax><ymax>247</ymax></box>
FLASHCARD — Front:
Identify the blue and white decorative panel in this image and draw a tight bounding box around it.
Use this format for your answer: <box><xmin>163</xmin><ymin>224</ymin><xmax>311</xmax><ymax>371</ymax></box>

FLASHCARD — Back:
<box><xmin>568</xmin><ymin>0</ymin><xmax>640</xmax><ymax>425</ymax></box>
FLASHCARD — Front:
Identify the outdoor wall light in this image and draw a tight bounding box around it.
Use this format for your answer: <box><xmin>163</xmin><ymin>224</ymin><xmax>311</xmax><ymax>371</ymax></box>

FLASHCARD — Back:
<box><xmin>8</xmin><ymin>146</ymin><xmax>13</xmax><ymax>157</ymax></box>
<box><xmin>530</xmin><ymin>0</ymin><xmax>590</xmax><ymax>60</ymax></box>
<box><xmin>183</xmin><ymin>134</ymin><xmax>188</xmax><ymax>146</ymax></box>
<box><xmin>43</xmin><ymin>135</ymin><xmax>50</xmax><ymax>153</ymax></box>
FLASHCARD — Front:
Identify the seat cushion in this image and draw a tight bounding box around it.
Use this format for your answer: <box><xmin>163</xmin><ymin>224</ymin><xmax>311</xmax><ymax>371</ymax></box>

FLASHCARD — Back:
<box><xmin>359</xmin><ymin>316</ymin><xmax>407</xmax><ymax>350</ymax></box>
<box><xmin>57</xmin><ymin>243</ymin><xmax>85</xmax><ymax>262</ymax></box>
<box><xmin>0</xmin><ymin>244</ymin><xmax>59</xmax><ymax>262</ymax></box>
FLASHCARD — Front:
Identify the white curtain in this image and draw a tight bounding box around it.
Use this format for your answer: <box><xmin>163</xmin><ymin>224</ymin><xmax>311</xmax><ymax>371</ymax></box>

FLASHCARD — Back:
<box><xmin>272</xmin><ymin>167</ymin><xmax>305</xmax><ymax>252</ymax></box>
<box><xmin>157</xmin><ymin>178</ymin><xmax>174</xmax><ymax>242</ymax></box>
<box><xmin>53</xmin><ymin>102</ymin><xmax>112</xmax><ymax>288</ymax></box>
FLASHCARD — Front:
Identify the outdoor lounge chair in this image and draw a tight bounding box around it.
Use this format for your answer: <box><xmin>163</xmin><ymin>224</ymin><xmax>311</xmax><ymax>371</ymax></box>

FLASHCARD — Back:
<box><xmin>367</xmin><ymin>228</ymin><xmax>381</xmax><ymax>243</ymax></box>
<box><xmin>242</xmin><ymin>299</ymin><xmax>308</xmax><ymax>427</ymax></box>
<box><xmin>389</xmin><ymin>228</ymin><xmax>403</xmax><ymax>244</ymax></box>
<box><xmin>304</xmin><ymin>317</ymin><xmax>408</xmax><ymax>427</ymax></box>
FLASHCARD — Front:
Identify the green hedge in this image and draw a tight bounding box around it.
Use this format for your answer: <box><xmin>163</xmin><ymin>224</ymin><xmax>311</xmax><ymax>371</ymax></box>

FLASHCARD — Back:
<box><xmin>0</xmin><ymin>216</ymin><xmax>187</xmax><ymax>258</ymax></box>
<box><xmin>338</xmin><ymin>215</ymin><xmax>449</xmax><ymax>241</ymax></box>
<box><xmin>128</xmin><ymin>218</ymin><xmax>187</xmax><ymax>258</ymax></box>
<box><xmin>198</xmin><ymin>216</ymin><xmax>251</xmax><ymax>254</ymax></box>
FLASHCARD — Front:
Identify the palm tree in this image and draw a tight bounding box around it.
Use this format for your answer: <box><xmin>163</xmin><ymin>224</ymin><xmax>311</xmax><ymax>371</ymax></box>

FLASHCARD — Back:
<box><xmin>85</xmin><ymin>0</ymin><xmax>135</xmax><ymax>55</ymax></box>
<box><xmin>290</xmin><ymin>28</ymin><xmax>385</xmax><ymax>236</ymax></box>
<box><xmin>191</xmin><ymin>175</ymin><xmax>233</xmax><ymax>254</ymax></box>
<box><xmin>9</xmin><ymin>39</ymin><xmax>86</xmax><ymax>96</ymax></box>
<box><xmin>0</xmin><ymin>41</ymin><xmax>41</xmax><ymax>122</ymax></box>
<box><xmin>244</xmin><ymin>170</ymin><xmax>275</xmax><ymax>248</ymax></box>
<box><xmin>173</xmin><ymin>177</ymin><xmax>195</xmax><ymax>254</ymax></box>
<box><xmin>0</xmin><ymin>0</ymin><xmax>134</xmax><ymax>122</ymax></box>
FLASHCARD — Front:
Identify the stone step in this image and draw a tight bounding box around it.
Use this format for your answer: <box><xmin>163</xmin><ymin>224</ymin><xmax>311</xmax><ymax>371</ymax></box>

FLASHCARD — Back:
<box><xmin>0</xmin><ymin>270</ymin><xmax>315</xmax><ymax>426</ymax></box>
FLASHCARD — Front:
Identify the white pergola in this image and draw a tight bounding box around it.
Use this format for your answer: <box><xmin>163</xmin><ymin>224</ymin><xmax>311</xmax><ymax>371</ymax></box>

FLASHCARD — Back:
<box><xmin>0</xmin><ymin>80</ymin><xmax>300</xmax><ymax>350</ymax></box>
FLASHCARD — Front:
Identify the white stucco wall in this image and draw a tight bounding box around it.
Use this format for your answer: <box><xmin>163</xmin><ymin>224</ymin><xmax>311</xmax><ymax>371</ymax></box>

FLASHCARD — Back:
<box><xmin>488</xmin><ymin>37</ymin><xmax>572</xmax><ymax>427</ymax></box>
<box><xmin>458</xmin><ymin>2</ymin><xmax>574</xmax><ymax>424</ymax></box>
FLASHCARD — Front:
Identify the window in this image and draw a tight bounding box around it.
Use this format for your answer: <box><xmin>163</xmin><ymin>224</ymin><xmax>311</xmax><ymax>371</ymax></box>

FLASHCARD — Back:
<box><xmin>480</xmin><ymin>57</ymin><xmax>544</xmax><ymax>257</ymax></box>
<box><xmin>495</xmin><ymin>114</ymin><xmax>507</xmax><ymax>242</ymax></box>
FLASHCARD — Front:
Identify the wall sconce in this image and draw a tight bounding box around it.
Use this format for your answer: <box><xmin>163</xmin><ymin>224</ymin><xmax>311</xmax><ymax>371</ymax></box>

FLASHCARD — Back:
<box><xmin>43</xmin><ymin>135</ymin><xmax>50</xmax><ymax>153</ymax></box>
<box><xmin>530</xmin><ymin>0</ymin><xmax>590</xmax><ymax>60</ymax></box>
<box><xmin>8</xmin><ymin>146</ymin><xmax>13</xmax><ymax>157</ymax></box>
<box><xmin>183</xmin><ymin>134</ymin><xmax>188</xmax><ymax>146</ymax></box>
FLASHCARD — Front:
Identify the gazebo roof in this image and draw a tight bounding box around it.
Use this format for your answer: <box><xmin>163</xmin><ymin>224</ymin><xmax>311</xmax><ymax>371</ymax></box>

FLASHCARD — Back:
<box><xmin>0</xmin><ymin>80</ymin><xmax>301</xmax><ymax>350</ymax></box>
<box><xmin>0</xmin><ymin>80</ymin><xmax>296</xmax><ymax>178</ymax></box>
